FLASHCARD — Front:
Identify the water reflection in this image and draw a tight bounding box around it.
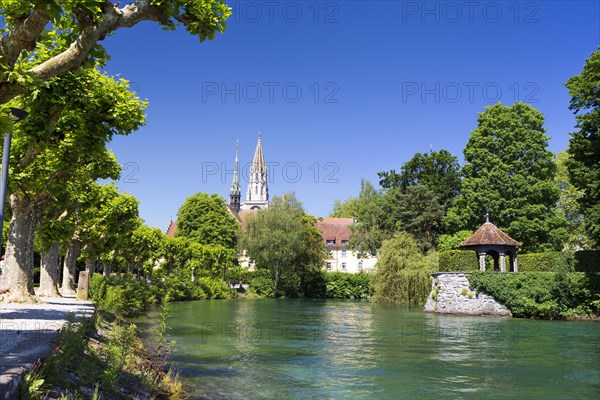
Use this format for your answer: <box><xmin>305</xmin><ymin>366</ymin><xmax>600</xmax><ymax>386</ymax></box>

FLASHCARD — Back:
<box><xmin>134</xmin><ymin>300</ymin><xmax>600</xmax><ymax>400</ymax></box>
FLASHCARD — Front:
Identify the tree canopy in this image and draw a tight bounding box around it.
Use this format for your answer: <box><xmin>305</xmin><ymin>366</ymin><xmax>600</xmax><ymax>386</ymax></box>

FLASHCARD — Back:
<box><xmin>0</xmin><ymin>0</ymin><xmax>231</xmax><ymax>109</ymax></box>
<box><xmin>445</xmin><ymin>102</ymin><xmax>568</xmax><ymax>252</ymax></box>
<box><xmin>378</xmin><ymin>149</ymin><xmax>461</xmax><ymax>208</ymax></box>
<box><xmin>566</xmin><ymin>47</ymin><xmax>600</xmax><ymax>248</ymax></box>
<box><xmin>175</xmin><ymin>192</ymin><xmax>240</xmax><ymax>248</ymax></box>
<box><xmin>241</xmin><ymin>193</ymin><xmax>326</xmax><ymax>297</ymax></box>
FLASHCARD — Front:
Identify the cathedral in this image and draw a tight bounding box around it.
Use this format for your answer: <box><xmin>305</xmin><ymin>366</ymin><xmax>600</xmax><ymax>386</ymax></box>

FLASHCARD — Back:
<box><xmin>229</xmin><ymin>133</ymin><xmax>269</xmax><ymax>212</ymax></box>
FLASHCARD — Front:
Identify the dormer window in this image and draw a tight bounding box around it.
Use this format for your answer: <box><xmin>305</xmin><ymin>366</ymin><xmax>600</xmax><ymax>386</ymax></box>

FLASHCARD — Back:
<box><xmin>326</xmin><ymin>239</ymin><xmax>336</xmax><ymax>245</ymax></box>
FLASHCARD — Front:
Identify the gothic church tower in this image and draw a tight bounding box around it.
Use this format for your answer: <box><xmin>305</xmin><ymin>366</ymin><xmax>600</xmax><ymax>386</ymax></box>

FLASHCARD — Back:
<box><xmin>229</xmin><ymin>140</ymin><xmax>241</xmax><ymax>213</ymax></box>
<box><xmin>240</xmin><ymin>132</ymin><xmax>269</xmax><ymax>210</ymax></box>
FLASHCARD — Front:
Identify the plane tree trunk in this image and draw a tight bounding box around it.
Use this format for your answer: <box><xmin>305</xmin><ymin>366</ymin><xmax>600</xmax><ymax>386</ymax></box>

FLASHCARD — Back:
<box><xmin>61</xmin><ymin>239</ymin><xmax>82</xmax><ymax>294</ymax></box>
<box><xmin>0</xmin><ymin>194</ymin><xmax>39</xmax><ymax>302</ymax></box>
<box><xmin>37</xmin><ymin>241</ymin><xmax>61</xmax><ymax>297</ymax></box>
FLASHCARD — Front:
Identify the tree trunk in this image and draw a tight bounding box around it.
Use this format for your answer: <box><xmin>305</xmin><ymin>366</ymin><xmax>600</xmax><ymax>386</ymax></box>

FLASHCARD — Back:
<box><xmin>61</xmin><ymin>239</ymin><xmax>82</xmax><ymax>295</ymax></box>
<box><xmin>85</xmin><ymin>258</ymin><xmax>96</xmax><ymax>277</ymax></box>
<box><xmin>0</xmin><ymin>194</ymin><xmax>38</xmax><ymax>302</ymax></box>
<box><xmin>126</xmin><ymin>260</ymin><xmax>134</xmax><ymax>276</ymax></box>
<box><xmin>37</xmin><ymin>241</ymin><xmax>61</xmax><ymax>297</ymax></box>
<box><xmin>102</xmin><ymin>262</ymin><xmax>111</xmax><ymax>276</ymax></box>
<box><xmin>274</xmin><ymin>265</ymin><xmax>280</xmax><ymax>295</ymax></box>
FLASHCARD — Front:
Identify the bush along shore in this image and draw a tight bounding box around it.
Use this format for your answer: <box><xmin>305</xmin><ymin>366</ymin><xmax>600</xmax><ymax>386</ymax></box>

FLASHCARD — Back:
<box><xmin>19</xmin><ymin>272</ymin><xmax>236</xmax><ymax>399</ymax></box>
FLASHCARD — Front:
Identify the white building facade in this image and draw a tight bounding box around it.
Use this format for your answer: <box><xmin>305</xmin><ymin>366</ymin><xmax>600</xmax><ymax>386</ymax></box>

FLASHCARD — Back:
<box><xmin>316</xmin><ymin>218</ymin><xmax>378</xmax><ymax>273</ymax></box>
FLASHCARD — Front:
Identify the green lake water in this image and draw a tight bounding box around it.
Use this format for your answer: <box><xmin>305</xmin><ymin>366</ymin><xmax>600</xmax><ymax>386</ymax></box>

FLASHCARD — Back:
<box><xmin>134</xmin><ymin>299</ymin><xmax>600</xmax><ymax>399</ymax></box>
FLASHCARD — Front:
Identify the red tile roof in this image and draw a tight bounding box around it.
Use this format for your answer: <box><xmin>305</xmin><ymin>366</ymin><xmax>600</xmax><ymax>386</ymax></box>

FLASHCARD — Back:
<box><xmin>235</xmin><ymin>209</ymin><xmax>259</xmax><ymax>232</ymax></box>
<box><xmin>166</xmin><ymin>220</ymin><xmax>177</xmax><ymax>238</ymax></box>
<box><xmin>460</xmin><ymin>222</ymin><xmax>521</xmax><ymax>248</ymax></box>
<box><xmin>316</xmin><ymin>217</ymin><xmax>353</xmax><ymax>249</ymax></box>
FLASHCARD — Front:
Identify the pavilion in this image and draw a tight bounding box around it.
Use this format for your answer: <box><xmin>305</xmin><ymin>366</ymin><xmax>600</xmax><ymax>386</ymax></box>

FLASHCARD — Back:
<box><xmin>460</xmin><ymin>216</ymin><xmax>521</xmax><ymax>272</ymax></box>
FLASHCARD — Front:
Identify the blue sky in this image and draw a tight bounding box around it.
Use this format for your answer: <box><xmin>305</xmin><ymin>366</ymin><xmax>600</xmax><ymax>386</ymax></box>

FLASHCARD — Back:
<box><xmin>101</xmin><ymin>1</ymin><xmax>599</xmax><ymax>231</ymax></box>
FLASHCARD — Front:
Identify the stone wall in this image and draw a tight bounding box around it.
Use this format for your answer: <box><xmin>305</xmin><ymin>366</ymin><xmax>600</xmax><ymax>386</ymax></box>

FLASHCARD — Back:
<box><xmin>423</xmin><ymin>272</ymin><xmax>512</xmax><ymax>317</ymax></box>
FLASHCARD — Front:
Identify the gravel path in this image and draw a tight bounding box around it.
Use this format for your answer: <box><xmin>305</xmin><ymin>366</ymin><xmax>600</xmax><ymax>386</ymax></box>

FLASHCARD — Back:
<box><xmin>0</xmin><ymin>294</ymin><xmax>95</xmax><ymax>399</ymax></box>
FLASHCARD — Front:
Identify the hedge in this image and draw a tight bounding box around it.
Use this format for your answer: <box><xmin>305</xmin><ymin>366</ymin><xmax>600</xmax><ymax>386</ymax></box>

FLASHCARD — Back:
<box><xmin>518</xmin><ymin>252</ymin><xmax>572</xmax><ymax>272</ymax></box>
<box><xmin>438</xmin><ymin>250</ymin><xmax>480</xmax><ymax>272</ymax></box>
<box><xmin>439</xmin><ymin>250</ymin><xmax>600</xmax><ymax>273</ymax></box>
<box><xmin>574</xmin><ymin>251</ymin><xmax>600</xmax><ymax>273</ymax></box>
<box><xmin>467</xmin><ymin>271</ymin><xmax>600</xmax><ymax>318</ymax></box>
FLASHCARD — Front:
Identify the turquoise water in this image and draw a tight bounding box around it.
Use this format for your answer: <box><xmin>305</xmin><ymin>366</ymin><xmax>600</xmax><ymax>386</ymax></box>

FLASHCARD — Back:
<box><xmin>134</xmin><ymin>299</ymin><xmax>600</xmax><ymax>399</ymax></box>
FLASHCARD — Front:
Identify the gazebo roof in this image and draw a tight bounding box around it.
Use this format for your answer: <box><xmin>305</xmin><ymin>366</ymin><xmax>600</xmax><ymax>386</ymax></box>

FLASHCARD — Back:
<box><xmin>460</xmin><ymin>222</ymin><xmax>521</xmax><ymax>248</ymax></box>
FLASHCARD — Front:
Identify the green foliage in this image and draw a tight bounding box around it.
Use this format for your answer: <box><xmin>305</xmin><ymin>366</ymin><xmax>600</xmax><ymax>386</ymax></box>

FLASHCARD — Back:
<box><xmin>371</xmin><ymin>232</ymin><xmax>435</xmax><ymax>305</ymax></box>
<box><xmin>176</xmin><ymin>192</ymin><xmax>240</xmax><ymax>247</ymax></box>
<box><xmin>378</xmin><ymin>148</ymin><xmax>461</xmax><ymax>209</ymax></box>
<box><xmin>438</xmin><ymin>230</ymin><xmax>473</xmax><ymax>252</ymax></box>
<box><xmin>249</xmin><ymin>275</ymin><xmax>276</xmax><ymax>298</ymax></box>
<box><xmin>0</xmin><ymin>1</ymin><xmax>231</xmax><ymax>105</ymax></box>
<box><xmin>90</xmin><ymin>274</ymin><xmax>156</xmax><ymax>317</ymax></box>
<box><xmin>330</xmin><ymin>197</ymin><xmax>360</xmax><ymax>218</ymax></box>
<box><xmin>197</xmin><ymin>276</ymin><xmax>234</xmax><ymax>299</ymax></box>
<box><xmin>445</xmin><ymin>102</ymin><xmax>568</xmax><ymax>252</ymax></box>
<box><xmin>555</xmin><ymin>151</ymin><xmax>593</xmax><ymax>249</ymax></box>
<box><xmin>574</xmin><ymin>250</ymin><xmax>600</xmax><ymax>272</ymax></box>
<box><xmin>242</xmin><ymin>193</ymin><xmax>326</xmax><ymax>296</ymax></box>
<box><xmin>468</xmin><ymin>271</ymin><xmax>600</xmax><ymax>318</ymax></box>
<box><xmin>518</xmin><ymin>252</ymin><xmax>574</xmax><ymax>272</ymax></box>
<box><xmin>347</xmin><ymin>180</ymin><xmax>388</xmax><ymax>256</ymax></box>
<box><xmin>324</xmin><ymin>272</ymin><xmax>371</xmax><ymax>299</ymax></box>
<box><xmin>438</xmin><ymin>250</ymin><xmax>479</xmax><ymax>272</ymax></box>
<box><xmin>386</xmin><ymin>185</ymin><xmax>444</xmax><ymax>250</ymax></box>
<box><xmin>155</xmin><ymin>269</ymin><xmax>207</xmax><ymax>301</ymax></box>
<box><xmin>565</xmin><ymin>48</ymin><xmax>600</xmax><ymax>248</ymax></box>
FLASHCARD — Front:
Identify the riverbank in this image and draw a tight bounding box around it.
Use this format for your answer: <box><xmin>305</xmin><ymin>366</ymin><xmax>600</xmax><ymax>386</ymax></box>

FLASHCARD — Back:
<box><xmin>0</xmin><ymin>295</ymin><xmax>94</xmax><ymax>399</ymax></box>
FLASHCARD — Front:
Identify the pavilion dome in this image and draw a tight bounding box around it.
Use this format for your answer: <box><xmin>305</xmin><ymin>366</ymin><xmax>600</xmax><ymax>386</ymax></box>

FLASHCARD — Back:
<box><xmin>460</xmin><ymin>222</ymin><xmax>521</xmax><ymax>249</ymax></box>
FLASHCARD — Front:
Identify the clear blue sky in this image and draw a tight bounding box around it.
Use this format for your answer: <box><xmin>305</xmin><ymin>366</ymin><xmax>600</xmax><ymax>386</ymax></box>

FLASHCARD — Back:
<box><xmin>101</xmin><ymin>1</ymin><xmax>599</xmax><ymax>231</ymax></box>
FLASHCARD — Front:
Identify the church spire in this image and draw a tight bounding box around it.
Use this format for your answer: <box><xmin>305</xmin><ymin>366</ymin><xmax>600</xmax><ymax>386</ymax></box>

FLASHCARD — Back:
<box><xmin>252</xmin><ymin>131</ymin><xmax>266</xmax><ymax>173</ymax></box>
<box><xmin>241</xmin><ymin>132</ymin><xmax>269</xmax><ymax>210</ymax></box>
<box><xmin>229</xmin><ymin>140</ymin><xmax>241</xmax><ymax>213</ymax></box>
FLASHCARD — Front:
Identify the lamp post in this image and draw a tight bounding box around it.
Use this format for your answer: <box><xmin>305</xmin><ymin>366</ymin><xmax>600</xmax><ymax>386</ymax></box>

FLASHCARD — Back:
<box><xmin>0</xmin><ymin>107</ymin><xmax>28</xmax><ymax>254</ymax></box>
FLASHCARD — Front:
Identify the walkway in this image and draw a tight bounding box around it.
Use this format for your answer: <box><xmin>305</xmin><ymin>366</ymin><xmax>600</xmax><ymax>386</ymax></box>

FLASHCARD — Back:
<box><xmin>0</xmin><ymin>295</ymin><xmax>95</xmax><ymax>399</ymax></box>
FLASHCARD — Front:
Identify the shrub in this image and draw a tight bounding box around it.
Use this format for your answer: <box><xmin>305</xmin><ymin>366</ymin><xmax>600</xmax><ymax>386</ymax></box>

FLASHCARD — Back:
<box><xmin>324</xmin><ymin>272</ymin><xmax>371</xmax><ymax>299</ymax></box>
<box><xmin>518</xmin><ymin>252</ymin><xmax>574</xmax><ymax>272</ymax></box>
<box><xmin>90</xmin><ymin>274</ymin><xmax>156</xmax><ymax>317</ymax></box>
<box><xmin>249</xmin><ymin>275</ymin><xmax>276</xmax><ymax>297</ymax></box>
<box><xmin>574</xmin><ymin>250</ymin><xmax>600</xmax><ymax>272</ymax></box>
<box><xmin>197</xmin><ymin>276</ymin><xmax>234</xmax><ymax>299</ymax></box>
<box><xmin>467</xmin><ymin>271</ymin><xmax>600</xmax><ymax>318</ymax></box>
<box><xmin>438</xmin><ymin>250</ymin><xmax>479</xmax><ymax>272</ymax></box>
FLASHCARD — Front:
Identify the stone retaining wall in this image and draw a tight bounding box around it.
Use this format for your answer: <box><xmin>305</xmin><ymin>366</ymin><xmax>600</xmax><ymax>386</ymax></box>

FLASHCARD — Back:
<box><xmin>423</xmin><ymin>272</ymin><xmax>512</xmax><ymax>317</ymax></box>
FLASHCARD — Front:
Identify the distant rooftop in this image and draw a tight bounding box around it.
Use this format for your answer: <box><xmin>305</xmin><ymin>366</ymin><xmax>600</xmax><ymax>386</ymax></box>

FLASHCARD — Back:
<box><xmin>316</xmin><ymin>217</ymin><xmax>354</xmax><ymax>250</ymax></box>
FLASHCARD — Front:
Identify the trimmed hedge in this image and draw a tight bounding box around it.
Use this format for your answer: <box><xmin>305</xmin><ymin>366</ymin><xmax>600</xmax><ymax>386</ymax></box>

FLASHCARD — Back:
<box><xmin>439</xmin><ymin>250</ymin><xmax>600</xmax><ymax>273</ymax></box>
<box><xmin>438</xmin><ymin>250</ymin><xmax>479</xmax><ymax>272</ymax></box>
<box><xmin>574</xmin><ymin>251</ymin><xmax>600</xmax><ymax>272</ymax></box>
<box><xmin>518</xmin><ymin>252</ymin><xmax>572</xmax><ymax>272</ymax></box>
<box><xmin>467</xmin><ymin>271</ymin><xmax>600</xmax><ymax>319</ymax></box>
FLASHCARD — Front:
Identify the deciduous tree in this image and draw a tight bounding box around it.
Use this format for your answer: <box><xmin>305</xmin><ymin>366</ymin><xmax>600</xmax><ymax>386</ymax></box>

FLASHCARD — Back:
<box><xmin>0</xmin><ymin>0</ymin><xmax>231</xmax><ymax>108</ymax></box>
<box><xmin>565</xmin><ymin>48</ymin><xmax>600</xmax><ymax>248</ymax></box>
<box><xmin>378</xmin><ymin>149</ymin><xmax>461</xmax><ymax>208</ymax></box>
<box><xmin>175</xmin><ymin>192</ymin><xmax>240</xmax><ymax>248</ymax></box>
<box><xmin>242</xmin><ymin>193</ymin><xmax>326</xmax><ymax>296</ymax></box>
<box><xmin>445</xmin><ymin>102</ymin><xmax>568</xmax><ymax>252</ymax></box>
<box><xmin>0</xmin><ymin>67</ymin><xmax>144</xmax><ymax>301</ymax></box>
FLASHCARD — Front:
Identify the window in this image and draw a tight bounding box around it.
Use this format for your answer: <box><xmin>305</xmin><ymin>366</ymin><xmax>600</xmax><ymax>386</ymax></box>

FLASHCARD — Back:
<box><xmin>341</xmin><ymin>262</ymin><xmax>346</xmax><ymax>269</ymax></box>
<box><xmin>341</xmin><ymin>240</ymin><xmax>349</xmax><ymax>245</ymax></box>
<box><xmin>326</xmin><ymin>239</ymin><xmax>336</xmax><ymax>245</ymax></box>
<box><xmin>358</xmin><ymin>261</ymin><xmax>363</xmax><ymax>270</ymax></box>
<box><xmin>326</xmin><ymin>262</ymin><xmax>332</xmax><ymax>270</ymax></box>
<box><xmin>341</xmin><ymin>250</ymin><xmax>347</xmax><ymax>258</ymax></box>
